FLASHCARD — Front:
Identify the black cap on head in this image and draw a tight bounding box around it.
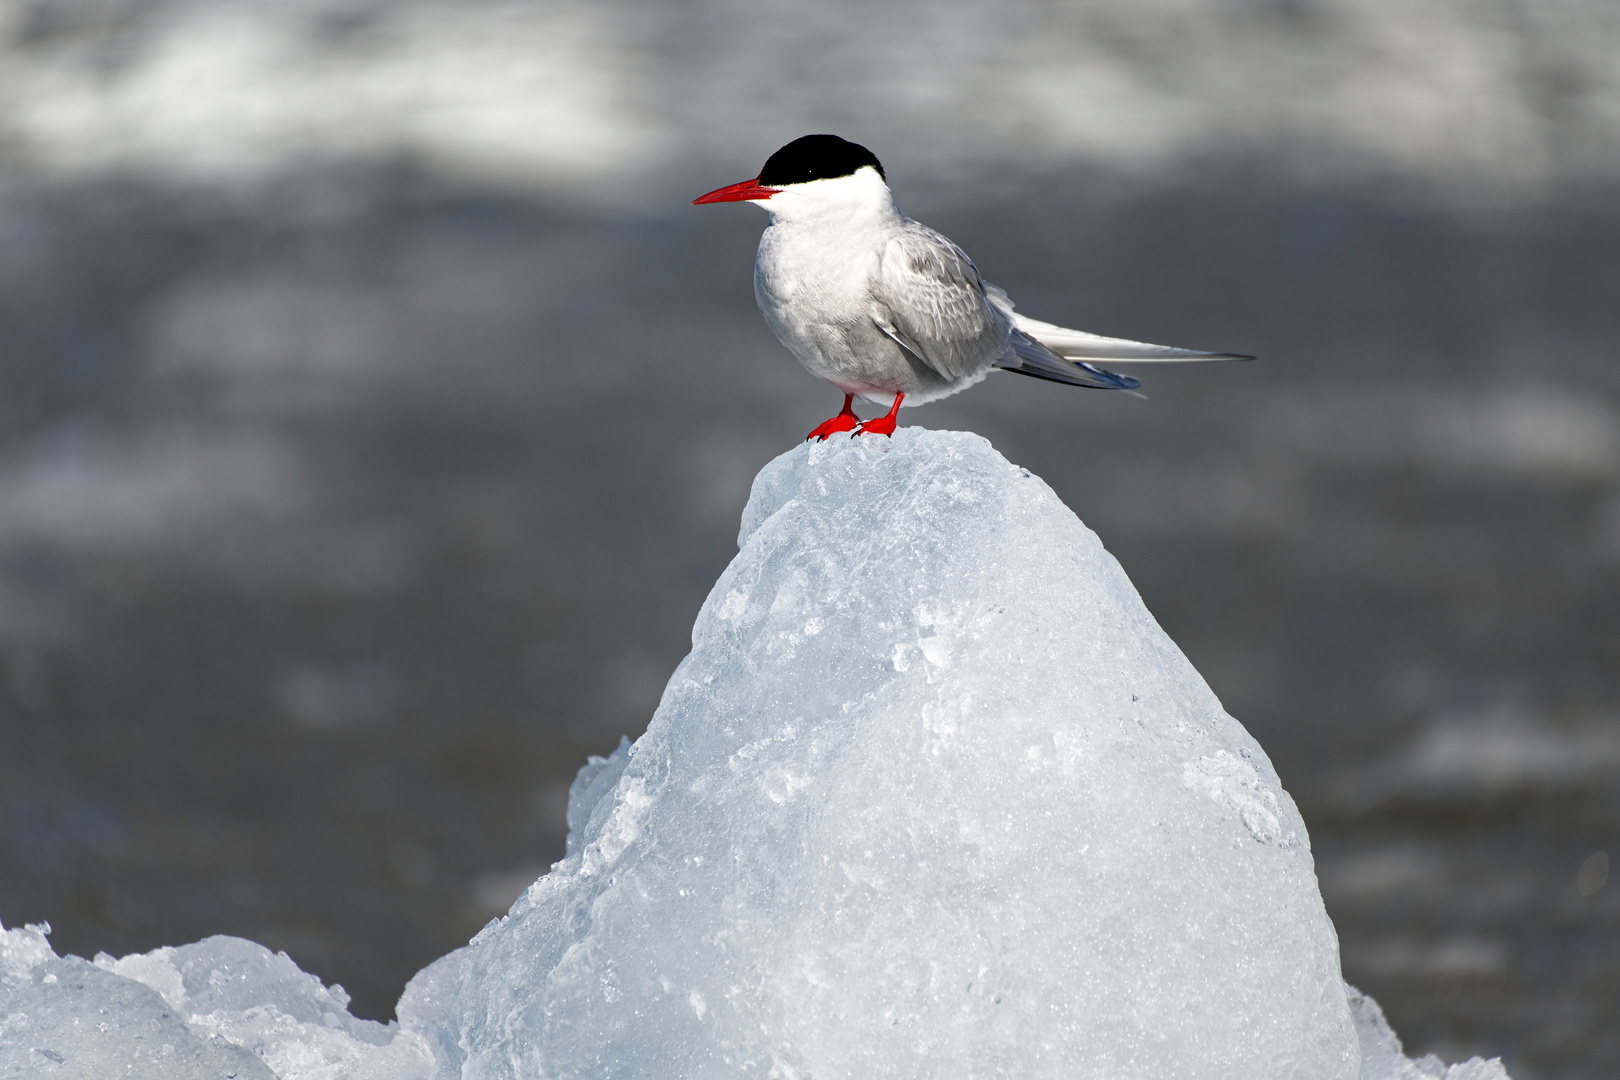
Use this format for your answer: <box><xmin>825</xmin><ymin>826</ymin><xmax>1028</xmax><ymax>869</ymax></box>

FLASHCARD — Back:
<box><xmin>758</xmin><ymin>135</ymin><xmax>885</xmax><ymax>187</ymax></box>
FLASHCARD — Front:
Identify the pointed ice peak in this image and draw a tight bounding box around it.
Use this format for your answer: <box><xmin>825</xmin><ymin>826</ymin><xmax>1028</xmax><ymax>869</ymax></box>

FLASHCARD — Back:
<box><xmin>442</xmin><ymin>427</ymin><xmax>1362</xmax><ymax>1079</ymax></box>
<box><xmin>0</xmin><ymin>431</ymin><xmax>1514</xmax><ymax>1080</ymax></box>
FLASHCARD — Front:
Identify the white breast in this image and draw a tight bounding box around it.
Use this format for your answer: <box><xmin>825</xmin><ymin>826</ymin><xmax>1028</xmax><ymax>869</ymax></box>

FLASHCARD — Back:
<box><xmin>750</xmin><ymin>169</ymin><xmax>911</xmax><ymax>390</ymax></box>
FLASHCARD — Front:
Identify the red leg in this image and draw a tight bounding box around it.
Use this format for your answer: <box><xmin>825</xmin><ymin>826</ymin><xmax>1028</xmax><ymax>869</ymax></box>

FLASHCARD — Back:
<box><xmin>807</xmin><ymin>394</ymin><xmax>859</xmax><ymax>441</ymax></box>
<box><xmin>854</xmin><ymin>393</ymin><xmax>904</xmax><ymax>437</ymax></box>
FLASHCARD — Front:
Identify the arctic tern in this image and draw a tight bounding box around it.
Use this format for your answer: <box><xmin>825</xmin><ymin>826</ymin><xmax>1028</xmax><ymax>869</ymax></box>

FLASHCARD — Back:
<box><xmin>694</xmin><ymin>134</ymin><xmax>1252</xmax><ymax>440</ymax></box>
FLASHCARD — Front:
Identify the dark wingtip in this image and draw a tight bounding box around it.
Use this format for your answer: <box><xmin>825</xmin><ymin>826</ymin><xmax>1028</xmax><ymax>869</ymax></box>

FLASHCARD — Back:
<box><xmin>1077</xmin><ymin>362</ymin><xmax>1141</xmax><ymax>390</ymax></box>
<box><xmin>1000</xmin><ymin>365</ymin><xmax>1143</xmax><ymax>391</ymax></box>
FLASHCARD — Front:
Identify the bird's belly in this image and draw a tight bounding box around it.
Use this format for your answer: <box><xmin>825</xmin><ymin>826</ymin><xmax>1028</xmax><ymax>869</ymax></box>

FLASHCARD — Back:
<box><xmin>770</xmin><ymin>313</ymin><xmax>907</xmax><ymax>388</ymax></box>
<box><xmin>755</xmin><ymin>256</ymin><xmax>950</xmax><ymax>399</ymax></box>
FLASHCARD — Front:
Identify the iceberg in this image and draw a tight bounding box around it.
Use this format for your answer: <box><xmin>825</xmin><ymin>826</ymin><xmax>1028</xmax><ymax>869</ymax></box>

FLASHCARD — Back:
<box><xmin>0</xmin><ymin>921</ymin><xmax>436</xmax><ymax>1080</ymax></box>
<box><xmin>1</xmin><ymin>430</ymin><xmax>1511</xmax><ymax>1079</ymax></box>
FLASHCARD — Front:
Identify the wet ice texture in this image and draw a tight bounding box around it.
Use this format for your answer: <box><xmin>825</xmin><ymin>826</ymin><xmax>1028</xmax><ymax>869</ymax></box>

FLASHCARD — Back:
<box><xmin>429</xmin><ymin>429</ymin><xmax>1499</xmax><ymax>1080</ymax></box>
<box><xmin>0</xmin><ymin>921</ymin><xmax>436</xmax><ymax>1079</ymax></box>
<box><xmin>1</xmin><ymin>430</ymin><xmax>1512</xmax><ymax>1079</ymax></box>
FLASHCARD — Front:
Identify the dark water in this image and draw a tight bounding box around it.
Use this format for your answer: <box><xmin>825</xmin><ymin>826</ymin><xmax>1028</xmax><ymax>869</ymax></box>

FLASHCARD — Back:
<box><xmin>0</xmin><ymin>171</ymin><xmax>1616</xmax><ymax>1078</ymax></box>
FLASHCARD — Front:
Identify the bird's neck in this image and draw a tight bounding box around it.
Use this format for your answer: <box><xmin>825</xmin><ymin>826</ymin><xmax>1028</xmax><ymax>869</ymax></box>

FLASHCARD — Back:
<box><xmin>761</xmin><ymin>172</ymin><xmax>905</xmax><ymax>232</ymax></box>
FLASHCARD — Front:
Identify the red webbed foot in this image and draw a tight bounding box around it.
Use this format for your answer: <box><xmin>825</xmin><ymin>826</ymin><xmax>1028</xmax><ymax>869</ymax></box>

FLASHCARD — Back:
<box><xmin>853</xmin><ymin>392</ymin><xmax>904</xmax><ymax>438</ymax></box>
<box><xmin>807</xmin><ymin>413</ymin><xmax>859</xmax><ymax>440</ymax></box>
<box><xmin>807</xmin><ymin>394</ymin><xmax>859</xmax><ymax>441</ymax></box>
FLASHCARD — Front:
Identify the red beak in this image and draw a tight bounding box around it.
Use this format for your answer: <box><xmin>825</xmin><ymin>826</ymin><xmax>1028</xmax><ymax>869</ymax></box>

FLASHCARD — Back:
<box><xmin>692</xmin><ymin>178</ymin><xmax>781</xmax><ymax>205</ymax></box>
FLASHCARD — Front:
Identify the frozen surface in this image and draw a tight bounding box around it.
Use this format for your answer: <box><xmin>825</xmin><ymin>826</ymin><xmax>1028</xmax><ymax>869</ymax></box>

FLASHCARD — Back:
<box><xmin>1</xmin><ymin>921</ymin><xmax>432</xmax><ymax>1080</ymax></box>
<box><xmin>1351</xmin><ymin>986</ymin><xmax>1511</xmax><ymax>1080</ymax></box>
<box><xmin>429</xmin><ymin>429</ymin><xmax>1505</xmax><ymax>1079</ymax></box>
<box><xmin>0</xmin><ymin>430</ymin><xmax>1513</xmax><ymax>1079</ymax></box>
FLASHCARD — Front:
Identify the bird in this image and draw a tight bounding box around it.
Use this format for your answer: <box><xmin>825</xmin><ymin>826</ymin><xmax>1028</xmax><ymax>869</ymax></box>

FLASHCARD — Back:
<box><xmin>693</xmin><ymin>134</ymin><xmax>1253</xmax><ymax>441</ymax></box>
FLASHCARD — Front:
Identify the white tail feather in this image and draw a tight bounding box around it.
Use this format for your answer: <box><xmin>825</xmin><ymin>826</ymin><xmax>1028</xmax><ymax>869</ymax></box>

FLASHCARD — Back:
<box><xmin>1012</xmin><ymin>313</ymin><xmax>1253</xmax><ymax>363</ymax></box>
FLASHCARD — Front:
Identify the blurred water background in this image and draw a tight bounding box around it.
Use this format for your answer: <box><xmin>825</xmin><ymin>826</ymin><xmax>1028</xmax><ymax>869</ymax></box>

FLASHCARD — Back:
<box><xmin>0</xmin><ymin>0</ymin><xmax>1616</xmax><ymax>1075</ymax></box>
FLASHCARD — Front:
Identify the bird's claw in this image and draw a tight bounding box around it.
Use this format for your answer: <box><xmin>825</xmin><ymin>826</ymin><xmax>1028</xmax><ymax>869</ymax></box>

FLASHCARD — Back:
<box><xmin>807</xmin><ymin>414</ymin><xmax>860</xmax><ymax>441</ymax></box>
<box><xmin>852</xmin><ymin>393</ymin><xmax>903</xmax><ymax>438</ymax></box>
<box><xmin>807</xmin><ymin>395</ymin><xmax>861</xmax><ymax>441</ymax></box>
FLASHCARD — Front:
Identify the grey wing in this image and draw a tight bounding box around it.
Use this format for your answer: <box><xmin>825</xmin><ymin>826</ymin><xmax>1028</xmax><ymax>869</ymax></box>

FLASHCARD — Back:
<box><xmin>870</xmin><ymin>224</ymin><xmax>1011</xmax><ymax>380</ymax></box>
<box><xmin>986</xmin><ymin>284</ymin><xmax>1254</xmax><ymax>363</ymax></box>
<box><xmin>981</xmin><ymin>284</ymin><xmax>1141</xmax><ymax>390</ymax></box>
<box><xmin>1000</xmin><ymin>330</ymin><xmax>1142</xmax><ymax>390</ymax></box>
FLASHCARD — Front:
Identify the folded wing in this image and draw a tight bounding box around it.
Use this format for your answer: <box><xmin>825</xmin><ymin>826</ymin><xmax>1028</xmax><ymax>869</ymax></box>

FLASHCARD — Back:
<box><xmin>995</xmin><ymin>331</ymin><xmax>1142</xmax><ymax>390</ymax></box>
<box><xmin>870</xmin><ymin>224</ymin><xmax>1012</xmax><ymax>381</ymax></box>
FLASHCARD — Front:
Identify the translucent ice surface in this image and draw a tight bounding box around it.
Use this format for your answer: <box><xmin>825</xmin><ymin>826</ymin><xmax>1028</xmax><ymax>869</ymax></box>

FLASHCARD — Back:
<box><xmin>430</xmin><ymin>430</ymin><xmax>1506</xmax><ymax>1079</ymax></box>
<box><xmin>1</xmin><ymin>921</ymin><xmax>434</xmax><ymax>1079</ymax></box>
<box><xmin>0</xmin><ymin>430</ymin><xmax>1513</xmax><ymax>1079</ymax></box>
